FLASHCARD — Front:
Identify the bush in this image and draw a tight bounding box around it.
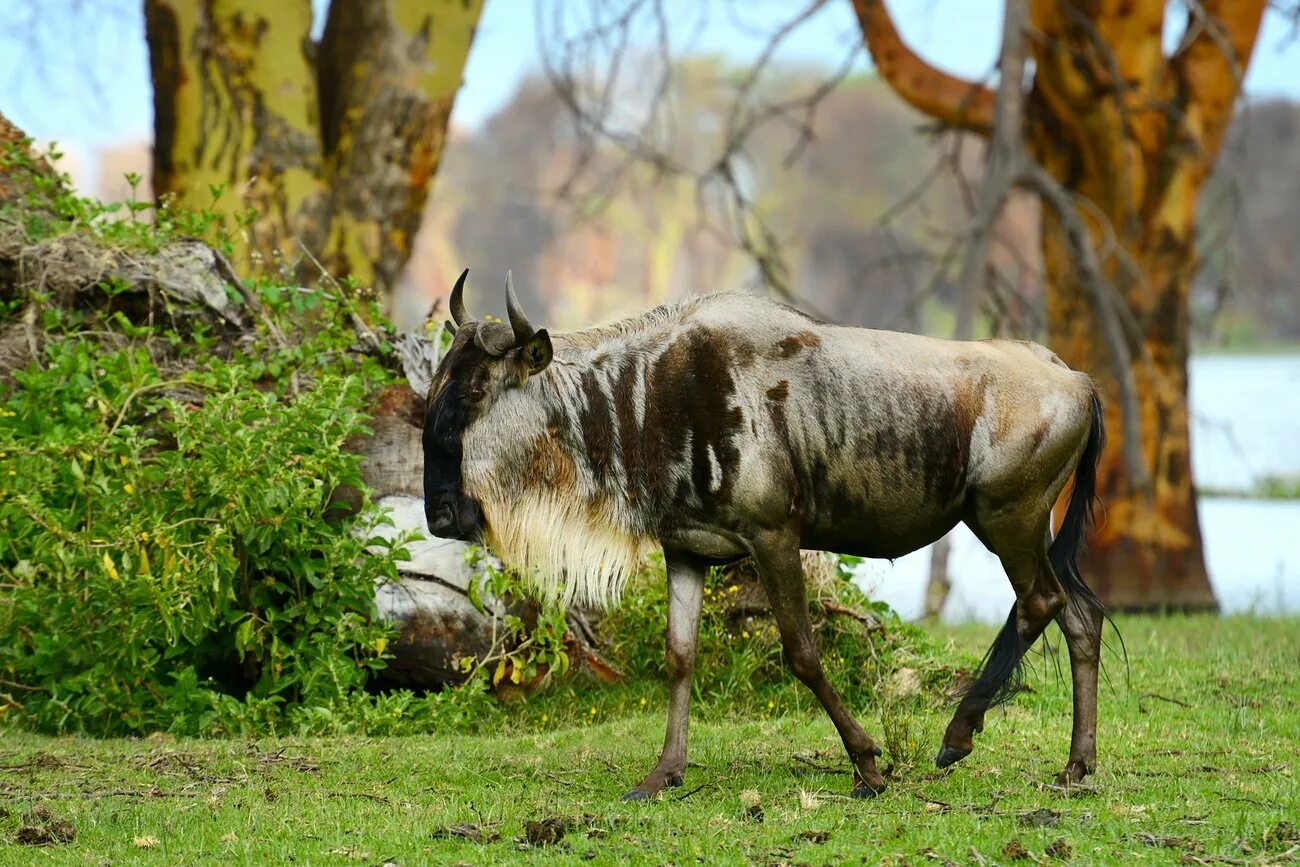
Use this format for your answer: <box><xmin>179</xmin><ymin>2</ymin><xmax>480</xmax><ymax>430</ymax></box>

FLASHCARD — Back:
<box><xmin>0</xmin><ymin>293</ymin><xmax>408</xmax><ymax>735</ymax></box>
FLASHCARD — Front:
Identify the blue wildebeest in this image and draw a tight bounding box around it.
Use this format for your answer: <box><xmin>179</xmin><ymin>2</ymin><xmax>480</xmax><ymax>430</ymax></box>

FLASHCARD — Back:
<box><xmin>424</xmin><ymin>269</ymin><xmax>1107</xmax><ymax>800</ymax></box>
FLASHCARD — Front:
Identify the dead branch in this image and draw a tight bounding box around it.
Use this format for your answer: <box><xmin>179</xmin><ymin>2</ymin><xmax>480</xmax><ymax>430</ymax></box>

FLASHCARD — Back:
<box><xmin>951</xmin><ymin>0</ymin><xmax>1029</xmax><ymax>341</ymax></box>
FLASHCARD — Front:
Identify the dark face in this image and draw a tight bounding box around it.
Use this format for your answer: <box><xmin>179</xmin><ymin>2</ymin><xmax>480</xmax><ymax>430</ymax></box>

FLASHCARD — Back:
<box><xmin>421</xmin><ymin>273</ymin><xmax>554</xmax><ymax>541</ymax></box>
<box><xmin>422</xmin><ymin>326</ymin><xmax>489</xmax><ymax>541</ymax></box>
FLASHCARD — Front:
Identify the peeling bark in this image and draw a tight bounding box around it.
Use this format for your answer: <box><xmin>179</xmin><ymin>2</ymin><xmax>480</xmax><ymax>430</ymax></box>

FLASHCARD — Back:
<box><xmin>145</xmin><ymin>0</ymin><xmax>327</xmax><ymax>275</ymax></box>
<box><xmin>1028</xmin><ymin>0</ymin><xmax>1265</xmax><ymax>611</ymax></box>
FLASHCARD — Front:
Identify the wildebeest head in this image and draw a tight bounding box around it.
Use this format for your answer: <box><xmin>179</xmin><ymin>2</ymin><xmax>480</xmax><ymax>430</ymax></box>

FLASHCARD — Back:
<box><xmin>423</xmin><ymin>269</ymin><xmax>553</xmax><ymax>541</ymax></box>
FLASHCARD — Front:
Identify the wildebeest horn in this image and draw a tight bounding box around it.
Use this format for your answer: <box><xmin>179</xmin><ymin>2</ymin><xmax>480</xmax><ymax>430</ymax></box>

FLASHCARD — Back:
<box><xmin>449</xmin><ymin>268</ymin><xmax>471</xmax><ymax>328</ymax></box>
<box><xmin>504</xmin><ymin>270</ymin><xmax>536</xmax><ymax>345</ymax></box>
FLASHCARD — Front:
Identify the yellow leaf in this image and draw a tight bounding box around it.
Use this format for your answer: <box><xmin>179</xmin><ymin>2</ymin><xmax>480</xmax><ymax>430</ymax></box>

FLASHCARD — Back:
<box><xmin>134</xmin><ymin>836</ymin><xmax>160</xmax><ymax>848</ymax></box>
<box><xmin>492</xmin><ymin>657</ymin><xmax>506</xmax><ymax>686</ymax></box>
<box><xmin>509</xmin><ymin>666</ymin><xmax>522</xmax><ymax>684</ymax></box>
<box><xmin>102</xmin><ymin>552</ymin><xmax>120</xmax><ymax>581</ymax></box>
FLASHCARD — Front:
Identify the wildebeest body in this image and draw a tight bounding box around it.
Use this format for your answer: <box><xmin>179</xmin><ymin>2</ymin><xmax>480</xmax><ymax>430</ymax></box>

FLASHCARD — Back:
<box><xmin>463</xmin><ymin>293</ymin><xmax>1090</xmax><ymax>567</ymax></box>
<box><xmin>426</xmin><ymin>274</ymin><xmax>1108</xmax><ymax>801</ymax></box>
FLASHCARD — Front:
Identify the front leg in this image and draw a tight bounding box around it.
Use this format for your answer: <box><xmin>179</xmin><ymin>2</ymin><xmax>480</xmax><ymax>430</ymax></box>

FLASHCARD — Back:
<box><xmin>749</xmin><ymin>529</ymin><xmax>888</xmax><ymax>797</ymax></box>
<box><xmin>623</xmin><ymin>551</ymin><xmax>706</xmax><ymax>801</ymax></box>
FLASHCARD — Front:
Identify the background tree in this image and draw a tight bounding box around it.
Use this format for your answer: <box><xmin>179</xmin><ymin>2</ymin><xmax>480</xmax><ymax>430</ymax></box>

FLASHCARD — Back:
<box><xmin>850</xmin><ymin>0</ymin><xmax>1269</xmax><ymax>611</ymax></box>
<box><xmin>143</xmin><ymin>0</ymin><xmax>483</xmax><ymax>296</ymax></box>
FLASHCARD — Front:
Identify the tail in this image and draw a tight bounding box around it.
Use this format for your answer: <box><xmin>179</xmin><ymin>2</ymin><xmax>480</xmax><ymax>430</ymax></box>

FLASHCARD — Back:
<box><xmin>1049</xmin><ymin>389</ymin><xmax>1106</xmax><ymax>616</ymax></box>
<box><xmin>958</xmin><ymin>389</ymin><xmax>1108</xmax><ymax>711</ymax></box>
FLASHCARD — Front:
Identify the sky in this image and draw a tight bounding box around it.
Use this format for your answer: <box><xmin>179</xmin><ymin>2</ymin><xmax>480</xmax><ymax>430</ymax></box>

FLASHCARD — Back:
<box><xmin>1</xmin><ymin>0</ymin><xmax>1297</xmax><ymax>180</ymax></box>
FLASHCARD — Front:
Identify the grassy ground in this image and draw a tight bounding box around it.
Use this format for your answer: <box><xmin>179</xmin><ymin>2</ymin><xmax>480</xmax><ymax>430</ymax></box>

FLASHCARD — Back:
<box><xmin>1</xmin><ymin>616</ymin><xmax>1296</xmax><ymax>865</ymax></box>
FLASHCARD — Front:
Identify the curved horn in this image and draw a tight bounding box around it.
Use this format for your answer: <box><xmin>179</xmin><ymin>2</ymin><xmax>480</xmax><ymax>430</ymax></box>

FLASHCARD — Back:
<box><xmin>504</xmin><ymin>270</ymin><xmax>536</xmax><ymax>345</ymax></box>
<box><xmin>449</xmin><ymin>268</ymin><xmax>471</xmax><ymax>326</ymax></box>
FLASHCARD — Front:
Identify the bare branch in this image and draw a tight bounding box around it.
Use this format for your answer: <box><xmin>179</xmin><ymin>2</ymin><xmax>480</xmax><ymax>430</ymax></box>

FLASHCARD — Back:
<box><xmin>1016</xmin><ymin>160</ymin><xmax>1151</xmax><ymax>494</ymax></box>
<box><xmin>952</xmin><ymin>0</ymin><xmax>1029</xmax><ymax>340</ymax></box>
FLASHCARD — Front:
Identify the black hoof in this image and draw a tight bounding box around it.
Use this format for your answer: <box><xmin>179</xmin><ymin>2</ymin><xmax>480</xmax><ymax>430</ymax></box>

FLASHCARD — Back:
<box><xmin>851</xmin><ymin>783</ymin><xmax>883</xmax><ymax>799</ymax></box>
<box><xmin>934</xmin><ymin>745</ymin><xmax>971</xmax><ymax>769</ymax></box>
<box><xmin>621</xmin><ymin>788</ymin><xmax>651</xmax><ymax>802</ymax></box>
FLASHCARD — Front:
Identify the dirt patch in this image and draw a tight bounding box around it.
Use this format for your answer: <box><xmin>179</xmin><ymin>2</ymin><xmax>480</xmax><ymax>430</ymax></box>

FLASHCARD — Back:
<box><xmin>1001</xmin><ymin>839</ymin><xmax>1031</xmax><ymax>860</ymax></box>
<box><xmin>13</xmin><ymin>804</ymin><xmax>76</xmax><ymax>846</ymax></box>
<box><xmin>523</xmin><ymin>817</ymin><xmax>566</xmax><ymax>846</ymax></box>
<box><xmin>1019</xmin><ymin>807</ymin><xmax>1061</xmax><ymax>828</ymax></box>
<box><xmin>1045</xmin><ymin>838</ymin><xmax>1073</xmax><ymax>859</ymax></box>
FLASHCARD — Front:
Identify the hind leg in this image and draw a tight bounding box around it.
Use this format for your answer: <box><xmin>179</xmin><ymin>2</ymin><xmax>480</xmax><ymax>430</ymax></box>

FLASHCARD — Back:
<box><xmin>1055</xmin><ymin>596</ymin><xmax>1103</xmax><ymax>785</ymax></box>
<box><xmin>937</xmin><ymin>516</ymin><xmax>1065</xmax><ymax>768</ymax></box>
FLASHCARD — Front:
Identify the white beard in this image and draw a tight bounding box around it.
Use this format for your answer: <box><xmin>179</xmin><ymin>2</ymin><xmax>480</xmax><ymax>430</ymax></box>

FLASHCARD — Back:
<box><xmin>477</xmin><ymin>489</ymin><xmax>650</xmax><ymax>609</ymax></box>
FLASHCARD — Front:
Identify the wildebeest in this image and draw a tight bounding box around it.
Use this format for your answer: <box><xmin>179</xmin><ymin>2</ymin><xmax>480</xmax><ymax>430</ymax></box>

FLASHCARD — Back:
<box><xmin>424</xmin><ymin>269</ymin><xmax>1107</xmax><ymax>800</ymax></box>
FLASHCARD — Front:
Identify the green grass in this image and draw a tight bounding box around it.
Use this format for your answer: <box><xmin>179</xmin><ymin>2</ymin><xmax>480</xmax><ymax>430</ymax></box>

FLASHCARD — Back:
<box><xmin>1</xmin><ymin>616</ymin><xmax>1297</xmax><ymax>864</ymax></box>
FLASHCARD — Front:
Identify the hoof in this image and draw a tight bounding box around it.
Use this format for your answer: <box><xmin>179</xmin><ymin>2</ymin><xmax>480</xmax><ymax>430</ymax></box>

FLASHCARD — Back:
<box><xmin>934</xmin><ymin>744</ymin><xmax>971</xmax><ymax>769</ymax></box>
<box><xmin>621</xmin><ymin>788</ymin><xmax>651</xmax><ymax>802</ymax></box>
<box><xmin>851</xmin><ymin>782</ymin><xmax>885</xmax><ymax>799</ymax></box>
<box><xmin>1053</xmin><ymin>760</ymin><xmax>1094</xmax><ymax>788</ymax></box>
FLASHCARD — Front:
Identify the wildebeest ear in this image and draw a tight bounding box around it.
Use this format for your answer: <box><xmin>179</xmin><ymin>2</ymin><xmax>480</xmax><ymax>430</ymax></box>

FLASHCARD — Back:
<box><xmin>519</xmin><ymin>328</ymin><xmax>552</xmax><ymax>377</ymax></box>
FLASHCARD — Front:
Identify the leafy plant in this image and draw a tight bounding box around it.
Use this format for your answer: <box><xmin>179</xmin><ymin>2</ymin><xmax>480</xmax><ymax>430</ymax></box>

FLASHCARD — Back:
<box><xmin>0</xmin><ymin>284</ymin><xmax>406</xmax><ymax>735</ymax></box>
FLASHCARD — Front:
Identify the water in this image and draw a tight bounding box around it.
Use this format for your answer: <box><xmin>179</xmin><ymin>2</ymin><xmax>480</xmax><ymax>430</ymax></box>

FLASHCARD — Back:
<box><xmin>1189</xmin><ymin>354</ymin><xmax>1300</xmax><ymax>491</ymax></box>
<box><xmin>854</xmin><ymin>354</ymin><xmax>1300</xmax><ymax>622</ymax></box>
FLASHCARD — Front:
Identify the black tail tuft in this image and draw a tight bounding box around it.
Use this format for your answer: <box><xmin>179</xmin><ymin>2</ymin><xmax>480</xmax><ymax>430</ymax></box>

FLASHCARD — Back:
<box><xmin>1050</xmin><ymin>390</ymin><xmax>1107</xmax><ymax>617</ymax></box>
<box><xmin>959</xmin><ymin>389</ymin><xmax>1111</xmax><ymax>711</ymax></box>
<box><xmin>959</xmin><ymin>606</ymin><xmax>1029</xmax><ymax>710</ymax></box>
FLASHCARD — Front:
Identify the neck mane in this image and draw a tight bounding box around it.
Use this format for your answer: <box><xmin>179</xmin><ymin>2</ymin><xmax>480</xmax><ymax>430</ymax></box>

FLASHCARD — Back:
<box><xmin>472</xmin><ymin>292</ymin><xmax>739</xmax><ymax>609</ymax></box>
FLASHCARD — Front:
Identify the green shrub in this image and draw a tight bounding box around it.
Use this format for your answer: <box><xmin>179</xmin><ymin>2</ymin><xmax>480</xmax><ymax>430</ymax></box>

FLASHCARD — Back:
<box><xmin>0</xmin><ymin>294</ymin><xmax>408</xmax><ymax>735</ymax></box>
<box><xmin>510</xmin><ymin>554</ymin><xmax>945</xmax><ymax>734</ymax></box>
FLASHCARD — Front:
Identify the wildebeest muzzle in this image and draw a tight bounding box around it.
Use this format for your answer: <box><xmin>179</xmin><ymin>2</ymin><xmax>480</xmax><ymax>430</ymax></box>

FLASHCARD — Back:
<box><xmin>425</xmin><ymin>490</ymin><xmax>484</xmax><ymax>542</ymax></box>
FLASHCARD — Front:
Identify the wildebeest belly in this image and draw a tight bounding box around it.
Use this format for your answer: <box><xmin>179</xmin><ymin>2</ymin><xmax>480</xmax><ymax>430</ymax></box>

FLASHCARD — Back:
<box><xmin>798</xmin><ymin>485</ymin><xmax>965</xmax><ymax>560</ymax></box>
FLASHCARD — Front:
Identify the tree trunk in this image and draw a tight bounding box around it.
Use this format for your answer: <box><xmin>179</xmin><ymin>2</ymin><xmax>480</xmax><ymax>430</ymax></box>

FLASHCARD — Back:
<box><xmin>1023</xmin><ymin>0</ymin><xmax>1266</xmax><ymax>611</ymax></box>
<box><xmin>145</xmin><ymin>0</ymin><xmax>483</xmax><ymax>297</ymax></box>
<box><xmin>316</xmin><ymin>0</ymin><xmax>484</xmax><ymax>295</ymax></box>
<box><xmin>1040</xmin><ymin>205</ymin><xmax>1215</xmax><ymax>610</ymax></box>
<box><xmin>145</xmin><ymin>1</ymin><xmax>328</xmax><ymax>273</ymax></box>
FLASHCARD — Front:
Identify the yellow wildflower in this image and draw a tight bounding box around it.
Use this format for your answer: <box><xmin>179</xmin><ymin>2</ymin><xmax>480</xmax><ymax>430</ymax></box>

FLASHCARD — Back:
<box><xmin>123</xmin><ymin>483</ymin><xmax>135</xmax><ymax>494</ymax></box>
